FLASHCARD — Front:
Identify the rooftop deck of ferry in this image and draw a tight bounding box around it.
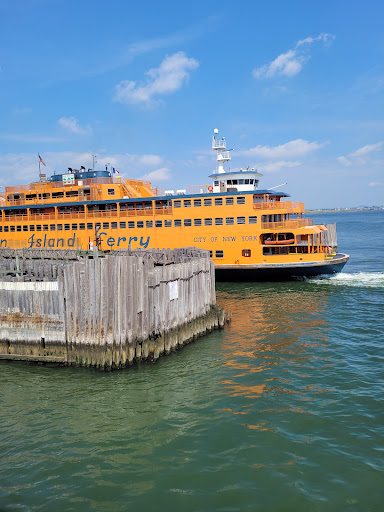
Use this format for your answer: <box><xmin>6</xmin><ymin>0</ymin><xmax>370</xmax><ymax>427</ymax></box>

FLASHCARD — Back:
<box><xmin>0</xmin><ymin>175</ymin><xmax>312</xmax><ymax>232</ymax></box>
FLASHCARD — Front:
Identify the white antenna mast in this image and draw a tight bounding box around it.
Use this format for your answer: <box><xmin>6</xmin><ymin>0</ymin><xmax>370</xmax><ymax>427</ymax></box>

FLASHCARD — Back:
<box><xmin>269</xmin><ymin>182</ymin><xmax>287</xmax><ymax>190</ymax></box>
<box><xmin>212</xmin><ymin>128</ymin><xmax>231</xmax><ymax>174</ymax></box>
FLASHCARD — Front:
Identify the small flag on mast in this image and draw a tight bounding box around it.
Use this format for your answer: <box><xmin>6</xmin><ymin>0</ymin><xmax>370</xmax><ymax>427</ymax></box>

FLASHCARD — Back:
<box><xmin>38</xmin><ymin>154</ymin><xmax>46</xmax><ymax>167</ymax></box>
<box><xmin>112</xmin><ymin>167</ymin><xmax>120</xmax><ymax>174</ymax></box>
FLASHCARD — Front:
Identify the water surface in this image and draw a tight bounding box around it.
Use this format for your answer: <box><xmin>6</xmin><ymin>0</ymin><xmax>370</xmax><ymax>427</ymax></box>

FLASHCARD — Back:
<box><xmin>1</xmin><ymin>211</ymin><xmax>383</xmax><ymax>511</ymax></box>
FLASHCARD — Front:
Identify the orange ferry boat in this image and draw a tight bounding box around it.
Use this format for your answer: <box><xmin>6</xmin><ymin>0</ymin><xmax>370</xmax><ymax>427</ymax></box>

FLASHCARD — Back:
<box><xmin>0</xmin><ymin>129</ymin><xmax>349</xmax><ymax>280</ymax></box>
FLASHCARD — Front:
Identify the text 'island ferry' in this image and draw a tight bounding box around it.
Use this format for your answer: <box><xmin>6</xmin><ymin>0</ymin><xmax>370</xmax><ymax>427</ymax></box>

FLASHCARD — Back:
<box><xmin>0</xmin><ymin>129</ymin><xmax>349</xmax><ymax>280</ymax></box>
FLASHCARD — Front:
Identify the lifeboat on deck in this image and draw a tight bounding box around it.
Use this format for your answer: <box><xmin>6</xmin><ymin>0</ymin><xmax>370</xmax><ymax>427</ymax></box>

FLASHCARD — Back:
<box><xmin>264</xmin><ymin>238</ymin><xmax>295</xmax><ymax>245</ymax></box>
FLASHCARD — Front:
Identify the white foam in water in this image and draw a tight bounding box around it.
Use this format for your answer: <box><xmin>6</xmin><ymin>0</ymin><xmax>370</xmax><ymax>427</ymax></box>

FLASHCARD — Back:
<box><xmin>311</xmin><ymin>272</ymin><xmax>384</xmax><ymax>288</ymax></box>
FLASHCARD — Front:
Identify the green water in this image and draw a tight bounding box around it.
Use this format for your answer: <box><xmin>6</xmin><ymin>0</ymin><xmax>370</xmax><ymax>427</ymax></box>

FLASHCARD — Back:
<box><xmin>1</xmin><ymin>212</ymin><xmax>383</xmax><ymax>511</ymax></box>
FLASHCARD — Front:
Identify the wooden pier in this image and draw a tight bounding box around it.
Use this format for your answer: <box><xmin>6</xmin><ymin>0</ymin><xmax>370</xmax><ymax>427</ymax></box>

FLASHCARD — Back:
<box><xmin>0</xmin><ymin>248</ymin><xmax>225</xmax><ymax>369</ymax></box>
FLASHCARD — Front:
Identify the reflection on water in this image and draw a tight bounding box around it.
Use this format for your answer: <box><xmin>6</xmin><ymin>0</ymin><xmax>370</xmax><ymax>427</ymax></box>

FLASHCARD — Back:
<box><xmin>217</xmin><ymin>282</ymin><xmax>331</xmax><ymax>406</ymax></box>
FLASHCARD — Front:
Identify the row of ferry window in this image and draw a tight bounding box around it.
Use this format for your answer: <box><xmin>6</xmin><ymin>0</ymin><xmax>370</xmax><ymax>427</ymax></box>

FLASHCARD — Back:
<box><xmin>0</xmin><ymin>216</ymin><xmax>258</xmax><ymax>232</ymax></box>
<box><xmin>173</xmin><ymin>197</ymin><xmax>245</xmax><ymax>207</ymax></box>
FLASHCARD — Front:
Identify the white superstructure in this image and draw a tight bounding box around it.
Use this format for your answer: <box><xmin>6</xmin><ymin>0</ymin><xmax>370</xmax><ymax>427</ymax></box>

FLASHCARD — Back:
<box><xmin>210</xmin><ymin>128</ymin><xmax>263</xmax><ymax>193</ymax></box>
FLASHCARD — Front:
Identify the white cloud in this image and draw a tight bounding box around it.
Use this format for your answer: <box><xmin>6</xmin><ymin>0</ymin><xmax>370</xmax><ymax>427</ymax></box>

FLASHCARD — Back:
<box><xmin>337</xmin><ymin>156</ymin><xmax>352</xmax><ymax>166</ymax></box>
<box><xmin>253</xmin><ymin>50</ymin><xmax>303</xmax><ymax>79</ymax></box>
<box><xmin>58</xmin><ymin>117</ymin><xmax>91</xmax><ymax>135</ymax></box>
<box><xmin>296</xmin><ymin>33</ymin><xmax>335</xmax><ymax>47</ymax></box>
<box><xmin>114</xmin><ymin>51</ymin><xmax>199</xmax><ymax>106</ymax></box>
<box><xmin>369</xmin><ymin>182</ymin><xmax>384</xmax><ymax>187</ymax></box>
<box><xmin>253</xmin><ymin>33</ymin><xmax>334</xmax><ymax>79</ymax></box>
<box><xmin>142</xmin><ymin>167</ymin><xmax>171</xmax><ymax>181</ymax></box>
<box><xmin>239</xmin><ymin>139</ymin><xmax>327</xmax><ymax>159</ymax></box>
<box><xmin>349</xmin><ymin>142</ymin><xmax>383</xmax><ymax>157</ymax></box>
<box><xmin>337</xmin><ymin>141</ymin><xmax>383</xmax><ymax>166</ymax></box>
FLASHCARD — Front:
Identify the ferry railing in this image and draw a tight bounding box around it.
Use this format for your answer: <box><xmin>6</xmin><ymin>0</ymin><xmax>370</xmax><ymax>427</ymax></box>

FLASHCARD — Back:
<box><xmin>188</xmin><ymin>185</ymin><xmax>211</xmax><ymax>195</ymax></box>
<box><xmin>261</xmin><ymin>219</ymin><xmax>313</xmax><ymax>230</ymax></box>
<box><xmin>212</xmin><ymin>140</ymin><xmax>226</xmax><ymax>149</ymax></box>
<box><xmin>254</xmin><ymin>201</ymin><xmax>305</xmax><ymax>212</ymax></box>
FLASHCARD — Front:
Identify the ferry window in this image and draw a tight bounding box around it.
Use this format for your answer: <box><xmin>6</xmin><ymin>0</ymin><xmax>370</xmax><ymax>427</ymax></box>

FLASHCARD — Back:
<box><xmin>238</xmin><ymin>179</ymin><xmax>244</xmax><ymax>185</ymax></box>
<box><xmin>250</xmin><ymin>179</ymin><xmax>254</xmax><ymax>184</ymax></box>
<box><xmin>108</xmin><ymin>189</ymin><xmax>115</xmax><ymax>195</ymax></box>
<box><xmin>232</xmin><ymin>180</ymin><xmax>238</xmax><ymax>185</ymax></box>
<box><xmin>52</xmin><ymin>192</ymin><xmax>64</xmax><ymax>198</ymax></box>
<box><xmin>72</xmin><ymin>224</ymin><xmax>78</xmax><ymax>231</ymax></box>
<box><xmin>17</xmin><ymin>226</ymin><xmax>21</xmax><ymax>232</ymax></box>
<box><xmin>136</xmin><ymin>203</ymin><xmax>143</xmax><ymax>210</ymax></box>
<box><xmin>248</xmin><ymin>216</ymin><xmax>258</xmax><ymax>224</ymax></box>
<box><xmin>245</xmin><ymin>179</ymin><xmax>250</xmax><ymax>185</ymax></box>
<box><xmin>226</xmin><ymin>217</ymin><xmax>234</xmax><ymax>225</ymax></box>
<box><xmin>225</xmin><ymin>197</ymin><xmax>234</xmax><ymax>205</ymax></box>
<box><xmin>119</xmin><ymin>222</ymin><xmax>126</xmax><ymax>229</ymax></box>
<box><xmin>242</xmin><ymin>249</ymin><xmax>251</xmax><ymax>257</ymax></box>
<box><xmin>209</xmin><ymin>250</ymin><xmax>213</xmax><ymax>257</ymax></box>
<box><xmin>227</xmin><ymin>180</ymin><xmax>232</xmax><ymax>185</ymax></box>
<box><xmin>65</xmin><ymin>191</ymin><xmax>78</xmax><ymax>197</ymax></box>
<box><xmin>174</xmin><ymin>200</ymin><xmax>181</xmax><ymax>208</ymax></box>
<box><xmin>64</xmin><ymin>224</ymin><xmax>70</xmax><ymax>231</ymax></box>
<box><xmin>87</xmin><ymin>223</ymin><xmax>93</xmax><ymax>230</ymax></box>
<box><xmin>155</xmin><ymin>220</ymin><xmax>163</xmax><ymax>228</ymax></box>
<box><xmin>184</xmin><ymin>200</ymin><xmax>191</xmax><ymax>208</ymax></box>
<box><xmin>184</xmin><ymin>219</ymin><xmax>192</xmax><ymax>227</ymax></box>
<box><xmin>4</xmin><ymin>226</ymin><xmax>9</xmax><ymax>232</ymax></box>
<box><xmin>237</xmin><ymin>196</ymin><xmax>246</xmax><ymax>204</ymax></box>
<box><xmin>214</xmin><ymin>198</ymin><xmax>223</xmax><ymax>206</ymax></box>
<box><xmin>137</xmin><ymin>221</ymin><xmax>144</xmax><ymax>228</ymax></box>
<box><xmin>204</xmin><ymin>198</ymin><xmax>212</xmax><ymax>207</ymax></box>
<box><xmin>23</xmin><ymin>226</ymin><xmax>28</xmax><ymax>232</ymax></box>
<box><xmin>237</xmin><ymin>217</ymin><xmax>246</xmax><ymax>224</ymax></box>
<box><xmin>10</xmin><ymin>226</ymin><xmax>15</xmax><ymax>232</ymax></box>
<box><xmin>215</xmin><ymin>250</ymin><xmax>224</xmax><ymax>258</ymax></box>
<box><xmin>50</xmin><ymin>224</ymin><xmax>56</xmax><ymax>231</ymax></box>
<box><xmin>194</xmin><ymin>199</ymin><xmax>202</xmax><ymax>207</ymax></box>
<box><xmin>36</xmin><ymin>225</ymin><xmax>42</xmax><ymax>231</ymax></box>
<box><xmin>128</xmin><ymin>221</ymin><xmax>135</xmax><ymax>228</ymax></box>
<box><xmin>194</xmin><ymin>218</ymin><xmax>202</xmax><ymax>226</ymax></box>
<box><xmin>164</xmin><ymin>220</ymin><xmax>172</xmax><ymax>227</ymax></box>
<box><xmin>111</xmin><ymin>222</ymin><xmax>117</xmax><ymax>229</ymax></box>
<box><xmin>103</xmin><ymin>222</ymin><xmax>109</xmax><ymax>229</ymax></box>
<box><xmin>214</xmin><ymin>181</ymin><xmax>219</xmax><ymax>186</ymax></box>
<box><xmin>174</xmin><ymin>219</ymin><xmax>182</xmax><ymax>227</ymax></box>
<box><xmin>43</xmin><ymin>225</ymin><xmax>48</xmax><ymax>231</ymax></box>
<box><xmin>128</xmin><ymin>204</ymin><xmax>134</xmax><ymax>210</ymax></box>
<box><xmin>120</xmin><ymin>204</ymin><xmax>126</xmax><ymax>211</ymax></box>
<box><xmin>146</xmin><ymin>221</ymin><xmax>153</xmax><ymax>228</ymax></box>
<box><xmin>144</xmin><ymin>202</ymin><xmax>152</xmax><ymax>210</ymax></box>
<box><xmin>0</xmin><ymin>226</ymin><xmax>2</xmax><ymax>232</ymax></box>
<box><xmin>57</xmin><ymin>224</ymin><xmax>63</xmax><ymax>231</ymax></box>
<box><xmin>204</xmin><ymin>218</ymin><xmax>212</xmax><ymax>226</ymax></box>
<box><xmin>215</xmin><ymin>218</ymin><xmax>223</xmax><ymax>226</ymax></box>
<box><xmin>79</xmin><ymin>223</ymin><xmax>86</xmax><ymax>230</ymax></box>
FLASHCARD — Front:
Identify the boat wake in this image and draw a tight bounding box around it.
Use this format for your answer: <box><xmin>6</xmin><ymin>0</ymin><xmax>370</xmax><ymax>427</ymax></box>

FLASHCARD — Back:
<box><xmin>310</xmin><ymin>272</ymin><xmax>384</xmax><ymax>288</ymax></box>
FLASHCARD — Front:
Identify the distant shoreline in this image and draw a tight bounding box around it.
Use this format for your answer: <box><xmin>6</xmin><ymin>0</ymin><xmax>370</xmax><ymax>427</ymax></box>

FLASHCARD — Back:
<box><xmin>306</xmin><ymin>208</ymin><xmax>384</xmax><ymax>214</ymax></box>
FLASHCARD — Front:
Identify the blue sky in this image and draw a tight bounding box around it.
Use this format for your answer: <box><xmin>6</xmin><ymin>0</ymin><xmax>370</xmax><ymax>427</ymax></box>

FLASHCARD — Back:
<box><xmin>0</xmin><ymin>0</ymin><xmax>383</xmax><ymax>208</ymax></box>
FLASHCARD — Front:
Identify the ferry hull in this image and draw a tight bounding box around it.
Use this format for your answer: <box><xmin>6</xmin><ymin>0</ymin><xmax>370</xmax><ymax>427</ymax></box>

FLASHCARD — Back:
<box><xmin>215</xmin><ymin>254</ymin><xmax>349</xmax><ymax>281</ymax></box>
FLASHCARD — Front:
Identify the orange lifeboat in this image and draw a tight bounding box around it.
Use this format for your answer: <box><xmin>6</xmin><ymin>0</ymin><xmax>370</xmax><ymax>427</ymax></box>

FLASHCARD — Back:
<box><xmin>264</xmin><ymin>238</ymin><xmax>295</xmax><ymax>245</ymax></box>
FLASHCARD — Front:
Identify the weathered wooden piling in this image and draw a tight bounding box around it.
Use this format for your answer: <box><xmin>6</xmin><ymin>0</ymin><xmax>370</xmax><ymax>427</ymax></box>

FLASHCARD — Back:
<box><xmin>0</xmin><ymin>248</ymin><xmax>225</xmax><ymax>369</ymax></box>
